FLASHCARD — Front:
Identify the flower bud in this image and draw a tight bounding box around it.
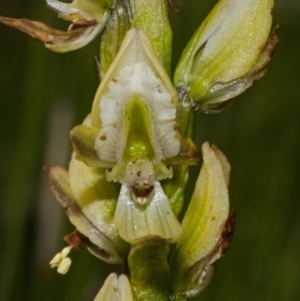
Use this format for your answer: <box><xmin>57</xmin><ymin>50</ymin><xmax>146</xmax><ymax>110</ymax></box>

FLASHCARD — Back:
<box><xmin>171</xmin><ymin>142</ymin><xmax>232</xmax><ymax>298</ymax></box>
<box><xmin>129</xmin><ymin>0</ymin><xmax>172</xmax><ymax>73</ymax></box>
<box><xmin>100</xmin><ymin>0</ymin><xmax>131</xmax><ymax>78</ymax></box>
<box><xmin>174</xmin><ymin>0</ymin><xmax>275</xmax><ymax>112</ymax></box>
<box><xmin>94</xmin><ymin>273</ymin><xmax>134</xmax><ymax>301</ymax></box>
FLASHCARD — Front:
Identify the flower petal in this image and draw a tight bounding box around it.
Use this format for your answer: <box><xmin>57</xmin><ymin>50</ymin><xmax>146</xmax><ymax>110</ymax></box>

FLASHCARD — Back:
<box><xmin>91</xmin><ymin>28</ymin><xmax>178</xmax><ymax>128</ymax></box>
<box><xmin>114</xmin><ymin>181</ymin><xmax>182</xmax><ymax>244</ymax></box>
<box><xmin>70</xmin><ymin>124</ymin><xmax>114</xmax><ymax>168</ymax></box>
<box><xmin>0</xmin><ymin>15</ymin><xmax>108</xmax><ymax>52</ymax></box>
<box><xmin>94</xmin><ymin>273</ymin><xmax>134</xmax><ymax>301</ymax></box>
<box><xmin>130</xmin><ymin>0</ymin><xmax>172</xmax><ymax>73</ymax></box>
<box><xmin>45</xmin><ymin>165</ymin><xmax>125</xmax><ymax>264</ymax></box>
<box><xmin>46</xmin><ymin>0</ymin><xmax>112</xmax><ymax>22</ymax></box>
<box><xmin>68</xmin><ymin>157</ymin><xmax>130</xmax><ymax>257</ymax></box>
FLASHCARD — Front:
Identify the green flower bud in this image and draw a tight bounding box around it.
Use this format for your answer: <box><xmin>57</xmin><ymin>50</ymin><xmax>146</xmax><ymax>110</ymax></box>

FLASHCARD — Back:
<box><xmin>174</xmin><ymin>0</ymin><xmax>275</xmax><ymax>112</ymax></box>
<box><xmin>94</xmin><ymin>273</ymin><xmax>134</xmax><ymax>301</ymax></box>
<box><xmin>100</xmin><ymin>0</ymin><xmax>131</xmax><ymax>78</ymax></box>
<box><xmin>129</xmin><ymin>0</ymin><xmax>172</xmax><ymax>73</ymax></box>
<box><xmin>170</xmin><ymin>142</ymin><xmax>233</xmax><ymax>299</ymax></box>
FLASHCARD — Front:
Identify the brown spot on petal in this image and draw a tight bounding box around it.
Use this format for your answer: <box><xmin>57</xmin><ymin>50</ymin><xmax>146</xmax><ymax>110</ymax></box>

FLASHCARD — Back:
<box><xmin>100</xmin><ymin>135</ymin><xmax>107</xmax><ymax>141</ymax></box>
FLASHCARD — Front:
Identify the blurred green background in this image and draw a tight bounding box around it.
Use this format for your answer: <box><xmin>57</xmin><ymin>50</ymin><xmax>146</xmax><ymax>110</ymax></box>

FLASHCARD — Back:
<box><xmin>0</xmin><ymin>0</ymin><xmax>299</xmax><ymax>300</ymax></box>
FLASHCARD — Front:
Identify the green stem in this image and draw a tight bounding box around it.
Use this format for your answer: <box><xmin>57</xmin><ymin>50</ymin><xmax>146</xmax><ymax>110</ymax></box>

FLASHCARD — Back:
<box><xmin>128</xmin><ymin>244</ymin><xmax>171</xmax><ymax>301</ymax></box>
<box><xmin>176</xmin><ymin>90</ymin><xmax>195</xmax><ymax>139</ymax></box>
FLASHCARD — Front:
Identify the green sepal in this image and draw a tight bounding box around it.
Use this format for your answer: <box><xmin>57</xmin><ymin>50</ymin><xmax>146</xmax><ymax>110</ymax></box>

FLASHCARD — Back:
<box><xmin>68</xmin><ymin>158</ymin><xmax>130</xmax><ymax>257</ymax></box>
<box><xmin>45</xmin><ymin>165</ymin><xmax>125</xmax><ymax>264</ymax></box>
<box><xmin>164</xmin><ymin>136</ymin><xmax>198</xmax><ymax>166</ymax></box>
<box><xmin>100</xmin><ymin>0</ymin><xmax>131</xmax><ymax>79</ymax></box>
<box><xmin>128</xmin><ymin>244</ymin><xmax>171</xmax><ymax>301</ymax></box>
<box><xmin>70</xmin><ymin>124</ymin><xmax>114</xmax><ymax>168</ymax></box>
<box><xmin>130</xmin><ymin>0</ymin><xmax>172</xmax><ymax>74</ymax></box>
<box><xmin>196</xmin><ymin>27</ymin><xmax>279</xmax><ymax>113</ymax></box>
<box><xmin>170</xmin><ymin>143</ymin><xmax>231</xmax><ymax>298</ymax></box>
<box><xmin>91</xmin><ymin>28</ymin><xmax>178</xmax><ymax>128</ymax></box>
<box><xmin>162</xmin><ymin>164</ymin><xmax>189</xmax><ymax>216</ymax></box>
<box><xmin>174</xmin><ymin>0</ymin><xmax>274</xmax><ymax>108</ymax></box>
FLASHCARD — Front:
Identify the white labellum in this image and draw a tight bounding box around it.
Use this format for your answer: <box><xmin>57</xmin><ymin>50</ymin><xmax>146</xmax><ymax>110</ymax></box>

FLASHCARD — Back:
<box><xmin>95</xmin><ymin>62</ymin><xmax>180</xmax><ymax>164</ymax></box>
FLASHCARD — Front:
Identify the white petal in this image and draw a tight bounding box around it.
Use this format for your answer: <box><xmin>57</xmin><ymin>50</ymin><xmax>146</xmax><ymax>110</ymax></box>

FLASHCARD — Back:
<box><xmin>94</xmin><ymin>273</ymin><xmax>134</xmax><ymax>301</ymax></box>
<box><xmin>114</xmin><ymin>181</ymin><xmax>182</xmax><ymax>244</ymax></box>
<box><xmin>95</xmin><ymin>62</ymin><xmax>180</xmax><ymax>164</ymax></box>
